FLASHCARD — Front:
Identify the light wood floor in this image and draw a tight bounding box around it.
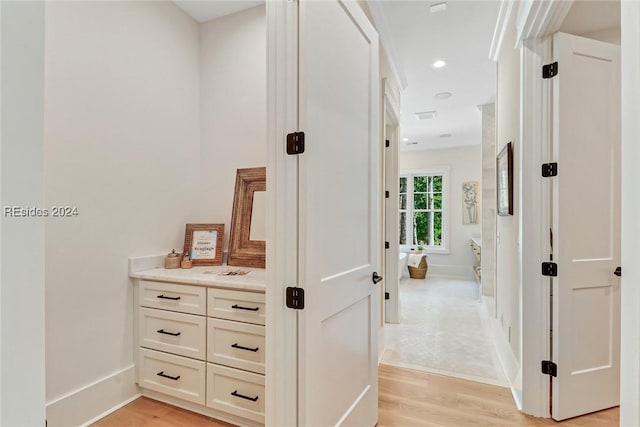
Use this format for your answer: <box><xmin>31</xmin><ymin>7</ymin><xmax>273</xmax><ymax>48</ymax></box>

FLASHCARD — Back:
<box><xmin>93</xmin><ymin>365</ymin><xmax>619</xmax><ymax>427</ymax></box>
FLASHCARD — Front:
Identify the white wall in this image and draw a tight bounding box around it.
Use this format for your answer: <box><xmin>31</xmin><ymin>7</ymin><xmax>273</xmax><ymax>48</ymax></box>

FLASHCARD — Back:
<box><xmin>1</xmin><ymin>2</ymin><xmax>47</xmax><ymax>425</ymax></box>
<box><xmin>495</xmin><ymin>9</ymin><xmax>520</xmax><ymax>361</ymax></box>
<box><xmin>44</xmin><ymin>2</ymin><xmax>202</xmax><ymax>424</ymax></box>
<box><xmin>400</xmin><ymin>145</ymin><xmax>481</xmax><ymax>279</ymax></box>
<box><xmin>200</xmin><ymin>5</ymin><xmax>267</xmax><ymax>250</ymax></box>
<box><xmin>620</xmin><ymin>2</ymin><xmax>640</xmax><ymax>425</ymax></box>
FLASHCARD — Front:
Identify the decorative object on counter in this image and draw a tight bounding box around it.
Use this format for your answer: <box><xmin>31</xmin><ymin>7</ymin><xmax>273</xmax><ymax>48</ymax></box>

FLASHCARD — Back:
<box><xmin>183</xmin><ymin>223</ymin><xmax>224</xmax><ymax>266</ymax></box>
<box><xmin>228</xmin><ymin>167</ymin><xmax>266</xmax><ymax>268</ymax></box>
<box><xmin>217</xmin><ymin>269</ymin><xmax>250</xmax><ymax>276</ymax></box>
<box><xmin>164</xmin><ymin>249</ymin><xmax>181</xmax><ymax>269</ymax></box>
<box><xmin>462</xmin><ymin>181</ymin><xmax>479</xmax><ymax>224</ymax></box>
<box><xmin>497</xmin><ymin>141</ymin><xmax>513</xmax><ymax>216</ymax></box>
<box><xmin>407</xmin><ymin>253</ymin><xmax>428</xmax><ymax>279</ymax></box>
<box><xmin>180</xmin><ymin>252</ymin><xmax>193</xmax><ymax>269</ymax></box>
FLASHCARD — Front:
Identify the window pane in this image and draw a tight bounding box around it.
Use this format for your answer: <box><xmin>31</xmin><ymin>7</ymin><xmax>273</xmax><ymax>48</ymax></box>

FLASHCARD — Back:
<box><xmin>433</xmin><ymin>192</ymin><xmax>442</xmax><ymax>209</ymax></box>
<box><xmin>414</xmin><ymin>192</ymin><xmax>427</xmax><ymax>209</ymax></box>
<box><xmin>399</xmin><ymin>212</ymin><xmax>406</xmax><ymax>245</ymax></box>
<box><xmin>432</xmin><ymin>175</ymin><xmax>443</xmax><ymax>192</ymax></box>
<box><xmin>399</xmin><ymin>177</ymin><xmax>407</xmax><ymax>193</ymax></box>
<box><xmin>399</xmin><ymin>194</ymin><xmax>407</xmax><ymax>210</ymax></box>
<box><xmin>433</xmin><ymin>211</ymin><xmax>443</xmax><ymax>246</ymax></box>
<box><xmin>414</xmin><ymin>176</ymin><xmax>427</xmax><ymax>192</ymax></box>
<box><xmin>414</xmin><ymin>211</ymin><xmax>430</xmax><ymax>245</ymax></box>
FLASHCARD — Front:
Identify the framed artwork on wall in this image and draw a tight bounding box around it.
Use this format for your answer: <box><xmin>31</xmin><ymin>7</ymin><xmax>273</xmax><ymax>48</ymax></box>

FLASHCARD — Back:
<box><xmin>462</xmin><ymin>181</ymin><xmax>480</xmax><ymax>224</ymax></box>
<box><xmin>497</xmin><ymin>141</ymin><xmax>513</xmax><ymax>216</ymax></box>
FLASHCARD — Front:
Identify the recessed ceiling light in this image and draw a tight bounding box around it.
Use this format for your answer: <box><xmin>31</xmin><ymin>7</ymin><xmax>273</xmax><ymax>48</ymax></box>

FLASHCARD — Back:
<box><xmin>432</xmin><ymin>60</ymin><xmax>447</xmax><ymax>69</ymax></box>
<box><xmin>435</xmin><ymin>92</ymin><xmax>453</xmax><ymax>100</ymax></box>
<box><xmin>402</xmin><ymin>138</ymin><xmax>409</xmax><ymax>142</ymax></box>
<box><xmin>440</xmin><ymin>133</ymin><xmax>452</xmax><ymax>138</ymax></box>
<box><xmin>416</xmin><ymin>110</ymin><xmax>437</xmax><ymax>120</ymax></box>
<box><xmin>430</xmin><ymin>2</ymin><xmax>447</xmax><ymax>13</ymax></box>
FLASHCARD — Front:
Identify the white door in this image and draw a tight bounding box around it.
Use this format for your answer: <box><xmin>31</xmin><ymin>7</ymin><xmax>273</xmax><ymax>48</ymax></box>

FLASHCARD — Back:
<box><xmin>298</xmin><ymin>1</ymin><xmax>380</xmax><ymax>425</ymax></box>
<box><xmin>551</xmin><ymin>32</ymin><xmax>621</xmax><ymax>421</ymax></box>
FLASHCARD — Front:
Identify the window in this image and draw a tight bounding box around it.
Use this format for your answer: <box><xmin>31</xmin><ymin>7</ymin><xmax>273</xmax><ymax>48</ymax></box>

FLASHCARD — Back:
<box><xmin>399</xmin><ymin>170</ymin><xmax>448</xmax><ymax>252</ymax></box>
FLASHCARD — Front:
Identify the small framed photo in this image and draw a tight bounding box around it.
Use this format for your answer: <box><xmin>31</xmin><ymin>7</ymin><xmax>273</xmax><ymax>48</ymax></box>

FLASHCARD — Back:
<box><xmin>497</xmin><ymin>142</ymin><xmax>514</xmax><ymax>216</ymax></box>
<box><xmin>183</xmin><ymin>224</ymin><xmax>224</xmax><ymax>266</ymax></box>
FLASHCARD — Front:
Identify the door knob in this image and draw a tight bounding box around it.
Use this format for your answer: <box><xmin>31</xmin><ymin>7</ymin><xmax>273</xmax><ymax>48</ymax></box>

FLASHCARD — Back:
<box><xmin>614</xmin><ymin>266</ymin><xmax>621</xmax><ymax>277</ymax></box>
<box><xmin>372</xmin><ymin>272</ymin><xmax>383</xmax><ymax>284</ymax></box>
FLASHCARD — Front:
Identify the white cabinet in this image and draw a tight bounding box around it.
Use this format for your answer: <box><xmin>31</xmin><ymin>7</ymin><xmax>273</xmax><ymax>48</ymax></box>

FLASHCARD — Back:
<box><xmin>134</xmin><ymin>275</ymin><xmax>266</xmax><ymax>426</ymax></box>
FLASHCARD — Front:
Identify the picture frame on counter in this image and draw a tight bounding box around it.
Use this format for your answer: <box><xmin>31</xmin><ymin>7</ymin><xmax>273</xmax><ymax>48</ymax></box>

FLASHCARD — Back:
<box><xmin>183</xmin><ymin>223</ymin><xmax>224</xmax><ymax>266</ymax></box>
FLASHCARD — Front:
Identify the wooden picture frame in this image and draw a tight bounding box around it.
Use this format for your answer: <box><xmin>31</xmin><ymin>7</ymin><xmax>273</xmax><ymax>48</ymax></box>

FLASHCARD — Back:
<box><xmin>497</xmin><ymin>141</ymin><xmax>514</xmax><ymax>216</ymax></box>
<box><xmin>183</xmin><ymin>223</ymin><xmax>224</xmax><ymax>266</ymax></box>
<box><xmin>228</xmin><ymin>167</ymin><xmax>266</xmax><ymax>268</ymax></box>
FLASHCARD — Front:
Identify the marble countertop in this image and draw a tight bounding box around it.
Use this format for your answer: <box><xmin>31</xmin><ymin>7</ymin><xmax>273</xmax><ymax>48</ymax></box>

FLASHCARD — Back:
<box><xmin>130</xmin><ymin>265</ymin><xmax>266</xmax><ymax>292</ymax></box>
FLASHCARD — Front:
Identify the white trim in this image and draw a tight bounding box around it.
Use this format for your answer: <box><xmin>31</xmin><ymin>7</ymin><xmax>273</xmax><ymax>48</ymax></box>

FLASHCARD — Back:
<box><xmin>519</xmin><ymin>34</ymin><xmax>552</xmax><ymax>419</ymax></box>
<box><xmin>620</xmin><ymin>2</ymin><xmax>640</xmax><ymax>425</ymax></box>
<box><xmin>266</xmin><ymin>0</ymin><xmax>298</xmax><ymax>426</ymax></box>
<box><xmin>515</xmin><ymin>0</ymin><xmax>573</xmax><ymax>47</ymax></box>
<box><xmin>367</xmin><ymin>0</ymin><xmax>408</xmax><ymax>90</ymax></box>
<box><xmin>79</xmin><ymin>394</ymin><xmax>140</xmax><ymax>427</ymax></box>
<box><xmin>491</xmin><ymin>317</ymin><xmax>522</xmax><ymax>408</ymax></box>
<box><xmin>489</xmin><ymin>1</ymin><xmax>515</xmax><ymax>62</ymax></box>
<box><xmin>45</xmin><ymin>365</ymin><xmax>139</xmax><ymax>427</ymax></box>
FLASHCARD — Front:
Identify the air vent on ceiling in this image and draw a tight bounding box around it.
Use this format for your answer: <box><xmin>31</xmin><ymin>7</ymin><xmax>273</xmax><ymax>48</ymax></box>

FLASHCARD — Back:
<box><xmin>415</xmin><ymin>111</ymin><xmax>437</xmax><ymax>120</ymax></box>
<box><xmin>407</xmin><ymin>142</ymin><xmax>419</xmax><ymax>145</ymax></box>
<box><xmin>430</xmin><ymin>2</ymin><xmax>447</xmax><ymax>13</ymax></box>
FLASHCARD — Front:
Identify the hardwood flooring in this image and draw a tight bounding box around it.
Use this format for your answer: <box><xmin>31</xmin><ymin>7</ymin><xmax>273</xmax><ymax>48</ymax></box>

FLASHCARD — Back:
<box><xmin>93</xmin><ymin>365</ymin><xmax>619</xmax><ymax>427</ymax></box>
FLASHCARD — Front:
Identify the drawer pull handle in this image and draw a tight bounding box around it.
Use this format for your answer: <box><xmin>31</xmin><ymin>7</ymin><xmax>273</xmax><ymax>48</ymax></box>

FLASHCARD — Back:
<box><xmin>157</xmin><ymin>329</ymin><xmax>181</xmax><ymax>337</ymax></box>
<box><xmin>231</xmin><ymin>304</ymin><xmax>259</xmax><ymax>312</ymax></box>
<box><xmin>231</xmin><ymin>390</ymin><xmax>259</xmax><ymax>402</ymax></box>
<box><xmin>157</xmin><ymin>371</ymin><xmax>180</xmax><ymax>381</ymax></box>
<box><xmin>231</xmin><ymin>343</ymin><xmax>259</xmax><ymax>352</ymax></box>
<box><xmin>157</xmin><ymin>294</ymin><xmax>181</xmax><ymax>301</ymax></box>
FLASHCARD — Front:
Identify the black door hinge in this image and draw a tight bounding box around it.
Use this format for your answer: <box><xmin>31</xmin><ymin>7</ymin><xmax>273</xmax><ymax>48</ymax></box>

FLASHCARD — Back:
<box><xmin>385</xmin><ymin>241</ymin><xmax>389</xmax><ymax>249</ymax></box>
<box><xmin>286</xmin><ymin>132</ymin><xmax>305</xmax><ymax>155</ymax></box>
<box><xmin>286</xmin><ymin>287</ymin><xmax>304</xmax><ymax>310</ymax></box>
<box><xmin>541</xmin><ymin>360</ymin><xmax>557</xmax><ymax>377</ymax></box>
<box><xmin>385</xmin><ymin>139</ymin><xmax>390</xmax><ymax>148</ymax></box>
<box><xmin>542</xmin><ymin>262</ymin><xmax>558</xmax><ymax>277</ymax></box>
<box><xmin>543</xmin><ymin>62</ymin><xmax>558</xmax><ymax>79</ymax></box>
<box><xmin>385</xmin><ymin>292</ymin><xmax>390</xmax><ymax>300</ymax></box>
<box><xmin>542</xmin><ymin>162</ymin><xmax>558</xmax><ymax>177</ymax></box>
<box><xmin>385</xmin><ymin>191</ymin><xmax>389</xmax><ymax>199</ymax></box>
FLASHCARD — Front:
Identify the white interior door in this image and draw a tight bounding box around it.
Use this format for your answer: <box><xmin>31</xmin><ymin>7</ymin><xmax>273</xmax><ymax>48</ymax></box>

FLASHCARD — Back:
<box><xmin>298</xmin><ymin>1</ymin><xmax>380</xmax><ymax>425</ymax></box>
<box><xmin>551</xmin><ymin>32</ymin><xmax>621</xmax><ymax>421</ymax></box>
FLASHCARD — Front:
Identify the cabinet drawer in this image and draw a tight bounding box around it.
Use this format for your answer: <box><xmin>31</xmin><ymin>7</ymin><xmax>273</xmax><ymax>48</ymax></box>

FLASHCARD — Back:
<box><xmin>206</xmin><ymin>363</ymin><xmax>265</xmax><ymax>423</ymax></box>
<box><xmin>208</xmin><ymin>318</ymin><xmax>265</xmax><ymax>374</ymax></box>
<box><xmin>139</xmin><ymin>308</ymin><xmax>206</xmax><ymax>360</ymax></box>
<box><xmin>139</xmin><ymin>280</ymin><xmax>206</xmax><ymax>315</ymax></box>
<box><xmin>208</xmin><ymin>288</ymin><xmax>265</xmax><ymax>325</ymax></box>
<box><xmin>138</xmin><ymin>348</ymin><xmax>205</xmax><ymax>405</ymax></box>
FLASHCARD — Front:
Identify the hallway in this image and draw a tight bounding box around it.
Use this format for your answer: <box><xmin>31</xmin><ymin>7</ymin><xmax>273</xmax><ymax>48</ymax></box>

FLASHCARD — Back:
<box><xmin>382</xmin><ymin>276</ymin><xmax>506</xmax><ymax>386</ymax></box>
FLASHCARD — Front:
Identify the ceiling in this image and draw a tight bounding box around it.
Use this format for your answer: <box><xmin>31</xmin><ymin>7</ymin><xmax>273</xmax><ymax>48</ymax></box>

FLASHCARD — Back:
<box><xmin>174</xmin><ymin>1</ymin><xmax>263</xmax><ymax>23</ymax></box>
<box><xmin>370</xmin><ymin>1</ymin><xmax>501</xmax><ymax>152</ymax></box>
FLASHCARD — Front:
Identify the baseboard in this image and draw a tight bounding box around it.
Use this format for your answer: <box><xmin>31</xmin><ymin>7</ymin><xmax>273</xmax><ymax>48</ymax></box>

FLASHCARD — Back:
<box><xmin>490</xmin><ymin>318</ymin><xmax>522</xmax><ymax>409</ymax></box>
<box><xmin>427</xmin><ymin>264</ymin><xmax>474</xmax><ymax>280</ymax></box>
<box><xmin>46</xmin><ymin>365</ymin><xmax>139</xmax><ymax>427</ymax></box>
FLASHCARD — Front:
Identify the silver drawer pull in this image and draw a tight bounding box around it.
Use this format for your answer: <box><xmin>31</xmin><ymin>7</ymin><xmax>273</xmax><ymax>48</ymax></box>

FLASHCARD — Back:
<box><xmin>231</xmin><ymin>390</ymin><xmax>259</xmax><ymax>402</ymax></box>
<box><xmin>157</xmin><ymin>371</ymin><xmax>180</xmax><ymax>381</ymax></box>
<box><xmin>231</xmin><ymin>343</ymin><xmax>259</xmax><ymax>352</ymax></box>
<box><xmin>157</xmin><ymin>329</ymin><xmax>181</xmax><ymax>337</ymax></box>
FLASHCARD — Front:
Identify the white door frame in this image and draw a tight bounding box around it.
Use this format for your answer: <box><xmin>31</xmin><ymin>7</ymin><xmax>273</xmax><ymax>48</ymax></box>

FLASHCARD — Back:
<box><xmin>620</xmin><ymin>3</ymin><xmax>640</xmax><ymax>425</ymax></box>
<box><xmin>265</xmin><ymin>0</ymin><xmax>298</xmax><ymax>425</ymax></box>
<box><xmin>383</xmin><ymin>78</ymin><xmax>400</xmax><ymax>325</ymax></box>
<box><xmin>515</xmin><ymin>0</ymin><xmax>640</xmax><ymax>422</ymax></box>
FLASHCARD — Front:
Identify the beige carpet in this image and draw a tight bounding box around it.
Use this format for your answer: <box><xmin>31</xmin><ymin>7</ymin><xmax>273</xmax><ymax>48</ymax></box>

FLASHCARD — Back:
<box><xmin>382</xmin><ymin>276</ymin><xmax>509</xmax><ymax>387</ymax></box>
